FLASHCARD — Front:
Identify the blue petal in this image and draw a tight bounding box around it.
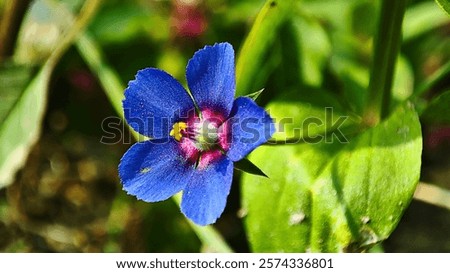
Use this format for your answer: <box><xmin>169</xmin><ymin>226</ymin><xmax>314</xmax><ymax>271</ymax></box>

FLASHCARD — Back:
<box><xmin>225</xmin><ymin>97</ymin><xmax>275</xmax><ymax>162</ymax></box>
<box><xmin>119</xmin><ymin>138</ymin><xmax>193</xmax><ymax>202</ymax></box>
<box><xmin>123</xmin><ymin>68</ymin><xmax>194</xmax><ymax>138</ymax></box>
<box><xmin>180</xmin><ymin>156</ymin><xmax>234</xmax><ymax>225</ymax></box>
<box><xmin>186</xmin><ymin>43</ymin><xmax>235</xmax><ymax>116</ymax></box>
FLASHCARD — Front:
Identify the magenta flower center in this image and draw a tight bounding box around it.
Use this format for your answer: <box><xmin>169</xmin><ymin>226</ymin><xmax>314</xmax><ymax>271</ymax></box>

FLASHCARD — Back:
<box><xmin>171</xmin><ymin>109</ymin><xmax>230</xmax><ymax>169</ymax></box>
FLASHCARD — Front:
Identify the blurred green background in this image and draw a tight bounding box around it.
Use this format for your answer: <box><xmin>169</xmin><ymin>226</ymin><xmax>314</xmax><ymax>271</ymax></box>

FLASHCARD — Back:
<box><xmin>0</xmin><ymin>0</ymin><xmax>449</xmax><ymax>252</ymax></box>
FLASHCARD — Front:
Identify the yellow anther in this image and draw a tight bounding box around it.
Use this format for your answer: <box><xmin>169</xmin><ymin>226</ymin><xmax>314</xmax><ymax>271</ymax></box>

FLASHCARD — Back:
<box><xmin>170</xmin><ymin>121</ymin><xmax>187</xmax><ymax>141</ymax></box>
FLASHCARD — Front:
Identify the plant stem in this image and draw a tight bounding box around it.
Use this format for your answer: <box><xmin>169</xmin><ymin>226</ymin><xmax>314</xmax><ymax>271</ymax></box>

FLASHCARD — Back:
<box><xmin>76</xmin><ymin>33</ymin><xmax>234</xmax><ymax>253</ymax></box>
<box><xmin>46</xmin><ymin>0</ymin><xmax>103</xmax><ymax>70</ymax></box>
<box><xmin>363</xmin><ymin>0</ymin><xmax>408</xmax><ymax>126</ymax></box>
<box><xmin>76</xmin><ymin>32</ymin><xmax>125</xmax><ymax>117</ymax></box>
<box><xmin>415</xmin><ymin>60</ymin><xmax>450</xmax><ymax>97</ymax></box>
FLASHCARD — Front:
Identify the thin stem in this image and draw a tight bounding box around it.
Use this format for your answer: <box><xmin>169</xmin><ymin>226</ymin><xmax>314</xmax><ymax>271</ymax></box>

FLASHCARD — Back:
<box><xmin>46</xmin><ymin>0</ymin><xmax>103</xmax><ymax>70</ymax></box>
<box><xmin>76</xmin><ymin>33</ymin><xmax>234</xmax><ymax>253</ymax></box>
<box><xmin>0</xmin><ymin>0</ymin><xmax>31</xmax><ymax>62</ymax></box>
<box><xmin>363</xmin><ymin>0</ymin><xmax>408</xmax><ymax>126</ymax></box>
<box><xmin>415</xmin><ymin>60</ymin><xmax>450</xmax><ymax>97</ymax></box>
<box><xmin>76</xmin><ymin>32</ymin><xmax>125</xmax><ymax>117</ymax></box>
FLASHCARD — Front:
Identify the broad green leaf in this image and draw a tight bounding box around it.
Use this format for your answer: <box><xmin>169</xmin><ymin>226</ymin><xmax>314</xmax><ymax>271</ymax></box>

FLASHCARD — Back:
<box><xmin>435</xmin><ymin>0</ymin><xmax>450</xmax><ymax>15</ymax></box>
<box><xmin>242</xmin><ymin>90</ymin><xmax>353</xmax><ymax>252</ymax></box>
<box><xmin>309</xmin><ymin>104</ymin><xmax>421</xmax><ymax>252</ymax></box>
<box><xmin>421</xmin><ymin>90</ymin><xmax>450</xmax><ymax>125</ymax></box>
<box><xmin>403</xmin><ymin>2</ymin><xmax>450</xmax><ymax>42</ymax></box>
<box><xmin>236</xmin><ymin>0</ymin><xmax>295</xmax><ymax>96</ymax></box>
<box><xmin>242</xmin><ymin>103</ymin><xmax>421</xmax><ymax>252</ymax></box>
<box><xmin>0</xmin><ymin>66</ymin><xmax>51</xmax><ymax>188</ymax></box>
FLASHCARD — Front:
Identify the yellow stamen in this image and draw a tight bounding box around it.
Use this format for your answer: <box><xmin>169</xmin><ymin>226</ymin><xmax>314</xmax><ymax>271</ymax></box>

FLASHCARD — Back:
<box><xmin>170</xmin><ymin>121</ymin><xmax>187</xmax><ymax>141</ymax></box>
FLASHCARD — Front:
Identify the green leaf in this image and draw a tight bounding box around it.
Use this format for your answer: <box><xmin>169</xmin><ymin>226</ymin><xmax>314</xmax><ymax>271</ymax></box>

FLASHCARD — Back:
<box><xmin>242</xmin><ymin>103</ymin><xmax>422</xmax><ymax>252</ymax></box>
<box><xmin>234</xmin><ymin>158</ymin><xmax>268</xmax><ymax>178</ymax></box>
<box><xmin>435</xmin><ymin>0</ymin><xmax>450</xmax><ymax>15</ymax></box>
<box><xmin>0</xmin><ymin>66</ymin><xmax>51</xmax><ymax>188</ymax></box>
<box><xmin>421</xmin><ymin>90</ymin><xmax>450</xmax><ymax>125</ymax></box>
<box><xmin>236</xmin><ymin>0</ymin><xmax>295</xmax><ymax>96</ymax></box>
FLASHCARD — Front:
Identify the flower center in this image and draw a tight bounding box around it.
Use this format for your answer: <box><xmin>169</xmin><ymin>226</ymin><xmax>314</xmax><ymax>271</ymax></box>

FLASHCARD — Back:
<box><xmin>170</xmin><ymin>118</ymin><xmax>220</xmax><ymax>151</ymax></box>
<box><xmin>170</xmin><ymin>109</ymin><xmax>230</xmax><ymax>167</ymax></box>
<box><xmin>193</xmin><ymin>119</ymin><xmax>220</xmax><ymax>151</ymax></box>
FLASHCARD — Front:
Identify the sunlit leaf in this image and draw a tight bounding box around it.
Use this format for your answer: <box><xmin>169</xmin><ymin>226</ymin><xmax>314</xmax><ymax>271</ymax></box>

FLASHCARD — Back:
<box><xmin>242</xmin><ymin>102</ymin><xmax>421</xmax><ymax>252</ymax></box>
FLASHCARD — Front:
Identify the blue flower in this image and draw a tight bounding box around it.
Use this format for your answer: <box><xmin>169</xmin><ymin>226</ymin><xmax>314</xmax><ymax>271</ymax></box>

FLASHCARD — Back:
<box><xmin>119</xmin><ymin>42</ymin><xmax>275</xmax><ymax>225</ymax></box>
